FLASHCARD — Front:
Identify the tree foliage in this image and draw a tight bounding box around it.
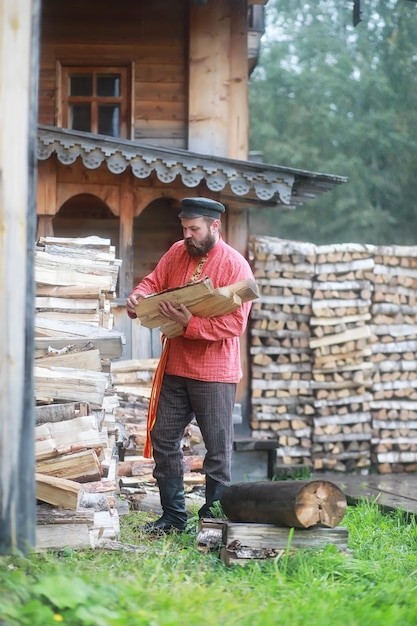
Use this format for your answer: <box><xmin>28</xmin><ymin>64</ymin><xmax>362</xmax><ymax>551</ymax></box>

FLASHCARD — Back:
<box><xmin>249</xmin><ymin>0</ymin><xmax>417</xmax><ymax>244</ymax></box>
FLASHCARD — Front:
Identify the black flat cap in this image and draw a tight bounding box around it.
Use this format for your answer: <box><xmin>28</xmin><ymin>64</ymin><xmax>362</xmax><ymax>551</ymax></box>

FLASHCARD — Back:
<box><xmin>178</xmin><ymin>197</ymin><xmax>226</xmax><ymax>220</ymax></box>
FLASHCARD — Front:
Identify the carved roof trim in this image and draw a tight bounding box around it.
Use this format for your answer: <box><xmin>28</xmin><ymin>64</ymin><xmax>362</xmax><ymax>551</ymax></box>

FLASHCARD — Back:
<box><xmin>37</xmin><ymin>125</ymin><xmax>347</xmax><ymax>208</ymax></box>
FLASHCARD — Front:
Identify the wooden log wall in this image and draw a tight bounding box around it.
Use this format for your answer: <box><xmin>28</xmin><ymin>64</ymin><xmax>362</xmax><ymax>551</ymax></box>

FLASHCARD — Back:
<box><xmin>39</xmin><ymin>0</ymin><xmax>189</xmax><ymax>148</ymax></box>
<box><xmin>249</xmin><ymin>236</ymin><xmax>417</xmax><ymax>475</ymax></box>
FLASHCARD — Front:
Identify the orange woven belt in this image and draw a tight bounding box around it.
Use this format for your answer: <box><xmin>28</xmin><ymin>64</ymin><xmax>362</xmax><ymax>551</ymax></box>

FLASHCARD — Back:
<box><xmin>143</xmin><ymin>335</ymin><xmax>169</xmax><ymax>458</ymax></box>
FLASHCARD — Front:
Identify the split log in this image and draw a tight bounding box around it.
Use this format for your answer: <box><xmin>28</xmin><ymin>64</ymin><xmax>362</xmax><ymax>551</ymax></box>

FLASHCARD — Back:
<box><xmin>134</xmin><ymin>278</ymin><xmax>259</xmax><ymax>330</ymax></box>
<box><xmin>35</xmin><ymin>249</ymin><xmax>119</xmax><ymax>292</ymax></box>
<box><xmin>134</xmin><ymin>277</ymin><xmax>216</xmax><ymax>328</ymax></box>
<box><xmin>34</xmin><ymin>365</ymin><xmax>109</xmax><ymax>407</ymax></box>
<box><xmin>35</xmin><ymin>414</ymin><xmax>106</xmax><ymax>461</ymax></box>
<box><xmin>36</xmin><ymin>473</ymin><xmax>83</xmax><ymax>510</ymax></box>
<box><xmin>36</xmin><ymin>449</ymin><xmax>102</xmax><ymax>483</ymax></box>
<box><xmin>35</xmin><ymin>401</ymin><xmax>90</xmax><ymax>424</ymax></box>
<box><xmin>220</xmin><ymin>480</ymin><xmax>347</xmax><ymax>529</ymax></box>
<box><xmin>161</xmin><ymin>292</ymin><xmax>242</xmax><ymax>338</ymax></box>
<box><xmin>35</xmin><ymin>345</ymin><xmax>102</xmax><ymax>371</ymax></box>
<box><xmin>34</xmin><ymin>317</ymin><xmax>123</xmax><ymax>359</ymax></box>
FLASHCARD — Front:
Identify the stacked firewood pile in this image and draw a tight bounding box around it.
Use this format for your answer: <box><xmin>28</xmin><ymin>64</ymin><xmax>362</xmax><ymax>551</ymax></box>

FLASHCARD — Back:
<box><xmin>249</xmin><ymin>235</ymin><xmax>417</xmax><ymax>474</ymax></box>
<box><xmin>34</xmin><ymin>236</ymin><xmax>125</xmax><ymax>547</ymax></box>
<box><xmin>310</xmin><ymin>244</ymin><xmax>374</xmax><ymax>472</ymax></box>
<box><xmin>250</xmin><ymin>237</ymin><xmax>316</xmax><ymax>467</ymax></box>
<box><xmin>368</xmin><ymin>245</ymin><xmax>417</xmax><ymax>472</ymax></box>
<box><xmin>34</xmin><ymin>236</ymin><xmax>124</xmax><ymax>407</ymax></box>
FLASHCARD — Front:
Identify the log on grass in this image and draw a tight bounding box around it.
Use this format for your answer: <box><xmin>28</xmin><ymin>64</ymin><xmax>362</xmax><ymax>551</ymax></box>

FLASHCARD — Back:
<box><xmin>220</xmin><ymin>480</ymin><xmax>347</xmax><ymax>529</ymax></box>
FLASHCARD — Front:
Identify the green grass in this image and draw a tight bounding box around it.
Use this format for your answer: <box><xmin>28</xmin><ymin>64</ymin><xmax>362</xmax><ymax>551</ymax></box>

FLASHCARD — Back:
<box><xmin>1</xmin><ymin>499</ymin><xmax>417</xmax><ymax>626</ymax></box>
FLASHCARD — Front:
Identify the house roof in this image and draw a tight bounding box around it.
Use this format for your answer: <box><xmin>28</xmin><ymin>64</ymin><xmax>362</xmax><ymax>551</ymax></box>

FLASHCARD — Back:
<box><xmin>37</xmin><ymin>125</ymin><xmax>347</xmax><ymax>209</ymax></box>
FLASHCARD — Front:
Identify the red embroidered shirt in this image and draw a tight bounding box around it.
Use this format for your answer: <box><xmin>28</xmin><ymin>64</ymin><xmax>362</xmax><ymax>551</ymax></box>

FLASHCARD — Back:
<box><xmin>128</xmin><ymin>238</ymin><xmax>255</xmax><ymax>383</ymax></box>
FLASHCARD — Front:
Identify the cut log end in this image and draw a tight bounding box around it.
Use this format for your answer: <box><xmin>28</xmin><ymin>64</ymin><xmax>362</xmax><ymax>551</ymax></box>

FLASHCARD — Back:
<box><xmin>295</xmin><ymin>481</ymin><xmax>347</xmax><ymax>528</ymax></box>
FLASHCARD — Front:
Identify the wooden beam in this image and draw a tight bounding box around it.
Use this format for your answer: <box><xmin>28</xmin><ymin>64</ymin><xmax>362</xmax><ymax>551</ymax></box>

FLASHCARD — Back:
<box><xmin>188</xmin><ymin>0</ymin><xmax>231</xmax><ymax>155</ymax></box>
<box><xmin>0</xmin><ymin>0</ymin><xmax>40</xmax><ymax>554</ymax></box>
<box><xmin>36</xmin><ymin>157</ymin><xmax>57</xmax><ymax>216</ymax></box>
<box><xmin>229</xmin><ymin>1</ymin><xmax>248</xmax><ymax>160</ymax></box>
<box><xmin>119</xmin><ymin>174</ymin><xmax>134</xmax><ymax>298</ymax></box>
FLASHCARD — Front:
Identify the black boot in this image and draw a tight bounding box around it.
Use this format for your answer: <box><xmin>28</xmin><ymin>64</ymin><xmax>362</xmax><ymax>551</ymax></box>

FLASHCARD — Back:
<box><xmin>143</xmin><ymin>477</ymin><xmax>188</xmax><ymax>534</ymax></box>
<box><xmin>198</xmin><ymin>476</ymin><xmax>227</xmax><ymax>519</ymax></box>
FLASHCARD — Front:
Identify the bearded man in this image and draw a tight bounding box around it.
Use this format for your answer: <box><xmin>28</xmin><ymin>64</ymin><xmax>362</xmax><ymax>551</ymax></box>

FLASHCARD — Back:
<box><xmin>126</xmin><ymin>197</ymin><xmax>255</xmax><ymax>533</ymax></box>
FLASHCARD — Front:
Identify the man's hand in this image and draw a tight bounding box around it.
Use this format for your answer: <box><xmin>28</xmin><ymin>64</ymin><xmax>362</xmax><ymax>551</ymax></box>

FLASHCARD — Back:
<box><xmin>126</xmin><ymin>293</ymin><xmax>142</xmax><ymax>317</ymax></box>
<box><xmin>158</xmin><ymin>301</ymin><xmax>192</xmax><ymax>327</ymax></box>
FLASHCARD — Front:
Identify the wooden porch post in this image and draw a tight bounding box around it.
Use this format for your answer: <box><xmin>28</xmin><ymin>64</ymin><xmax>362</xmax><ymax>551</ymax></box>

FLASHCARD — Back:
<box><xmin>226</xmin><ymin>201</ymin><xmax>252</xmax><ymax>433</ymax></box>
<box><xmin>119</xmin><ymin>175</ymin><xmax>135</xmax><ymax>299</ymax></box>
<box><xmin>36</xmin><ymin>157</ymin><xmax>58</xmax><ymax>239</ymax></box>
<box><xmin>0</xmin><ymin>0</ymin><xmax>40</xmax><ymax>553</ymax></box>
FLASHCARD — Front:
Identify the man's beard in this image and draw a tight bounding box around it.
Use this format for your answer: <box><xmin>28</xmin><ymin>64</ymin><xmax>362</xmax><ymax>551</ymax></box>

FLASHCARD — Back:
<box><xmin>184</xmin><ymin>232</ymin><xmax>216</xmax><ymax>257</ymax></box>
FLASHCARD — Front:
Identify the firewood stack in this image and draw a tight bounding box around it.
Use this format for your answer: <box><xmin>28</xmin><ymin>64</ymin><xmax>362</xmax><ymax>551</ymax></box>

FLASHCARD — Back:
<box><xmin>33</xmin><ymin>236</ymin><xmax>124</xmax><ymax>538</ymax></box>
<box><xmin>35</xmin><ymin>235</ymin><xmax>121</xmax><ymax>329</ymax></box>
<box><xmin>34</xmin><ymin>236</ymin><xmax>124</xmax><ymax>406</ymax></box>
<box><xmin>248</xmin><ymin>235</ymin><xmax>417</xmax><ymax>475</ymax></box>
<box><xmin>249</xmin><ymin>236</ymin><xmax>316</xmax><ymax>468</ymax></box>
<box><xmin>368</xmin><ymin>245</ymin><xmax>417</xmax><ymax>473</ymax></box>
<box><xmin>310</xmin><ymin>244</ymin><xmax>374</xmax><ymax>472</ymax></box>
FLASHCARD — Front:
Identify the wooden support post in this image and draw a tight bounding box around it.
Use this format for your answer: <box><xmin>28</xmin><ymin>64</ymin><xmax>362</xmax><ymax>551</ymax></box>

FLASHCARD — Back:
<box><xmin>119</xmin><ymin>174</ymin><xmax>135</xmax><ymax>298</ymax></box>
<box><xmin>226</xmin><ymin>201</ymin><xmax>251</xmax><ymax>420</ymax></box>
<box><xmin>0</xmin><ymin>0</ymin><xmax>40</xmax><ymax>554</ymax></box>
<box><xmin>36</xmin><ymin>157</ymin><xmax>57</xmax><ymax>239</ymax></box>
<box><xmin>229</xmin><ymin>1</ymin><xmax>249</xmax><ymax>160</ymax></box>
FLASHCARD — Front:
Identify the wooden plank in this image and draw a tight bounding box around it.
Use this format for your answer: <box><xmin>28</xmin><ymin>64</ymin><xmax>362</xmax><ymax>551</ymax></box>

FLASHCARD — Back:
<box><xmin>315</xmin><ymin>473</ymin><xmax>417</xmax><ymax>516</ymax></box>
<box><xmin>220</xmin><ymin>525</ymin><xmax>349</xmax><ymax>565</ymax></box>
<box><xmin>224</xmin><ymin>523</ymin><xmax>349</xmax><ymax>550</ymax></box>
<box><xmin>36</xmin><ymin>523</ymin><xmax>92</xmax><ymax>550</ymax></box>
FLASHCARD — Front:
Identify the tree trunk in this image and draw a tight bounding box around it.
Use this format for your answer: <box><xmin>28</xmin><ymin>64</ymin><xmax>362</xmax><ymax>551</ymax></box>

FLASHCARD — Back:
<box><xmin>220</xmin><ymin>480</ymin><xmax>347</xmax><ymax>528</ymax></box>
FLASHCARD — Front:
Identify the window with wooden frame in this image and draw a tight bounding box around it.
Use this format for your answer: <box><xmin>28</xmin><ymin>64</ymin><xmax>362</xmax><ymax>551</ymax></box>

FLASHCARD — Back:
<box><xmin>60</xmin><ymin>66</ymin><xmax>131</xmax><ymax>138</ymax></box>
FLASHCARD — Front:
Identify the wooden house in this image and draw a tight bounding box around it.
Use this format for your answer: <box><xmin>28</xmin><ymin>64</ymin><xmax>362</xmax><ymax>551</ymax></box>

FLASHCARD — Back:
<box><xmin>35</xmin><ymin>0</ymin><xmax>346</xmax><ymax>418</ymax></box>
